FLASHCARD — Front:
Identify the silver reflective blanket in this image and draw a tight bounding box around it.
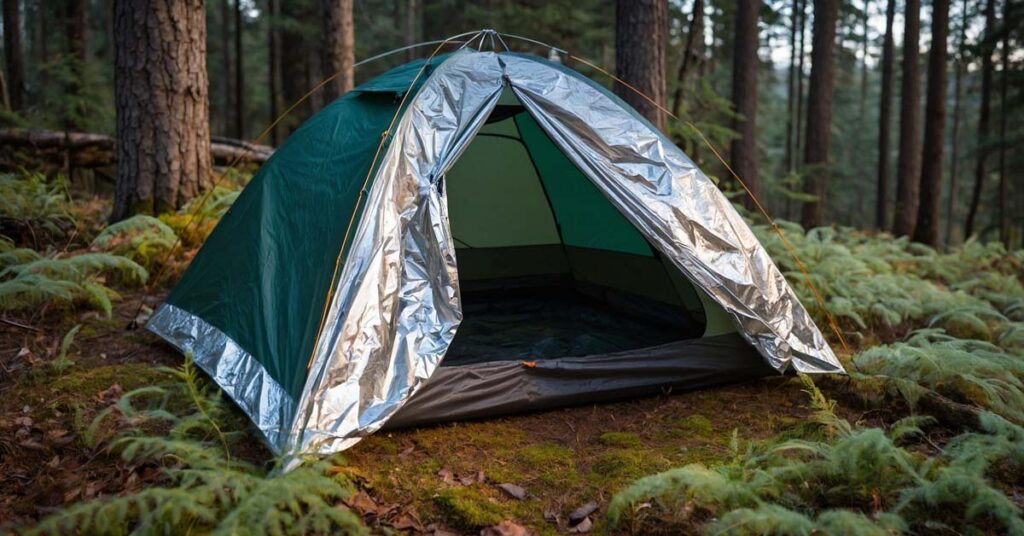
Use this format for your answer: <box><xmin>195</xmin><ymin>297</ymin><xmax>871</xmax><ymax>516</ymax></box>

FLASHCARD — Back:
<box><xmin>288</xmin><ymin>50</ymin><xmax>842</xmax><ymax>458</ymax></box>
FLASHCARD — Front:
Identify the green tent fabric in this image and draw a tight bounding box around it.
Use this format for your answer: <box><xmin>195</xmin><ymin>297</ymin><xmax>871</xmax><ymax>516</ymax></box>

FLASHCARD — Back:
<box><xmin>148</xmin><ymin>49</ymin><xmax>842</xmax><ymax>459</ymax></box>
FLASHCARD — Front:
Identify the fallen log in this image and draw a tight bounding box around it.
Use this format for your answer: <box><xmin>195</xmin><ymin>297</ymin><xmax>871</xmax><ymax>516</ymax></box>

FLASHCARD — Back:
<box><xmin>0</xmin><ymin>128</ymin><xmax>273</xmax><ymax>168</ymax></box>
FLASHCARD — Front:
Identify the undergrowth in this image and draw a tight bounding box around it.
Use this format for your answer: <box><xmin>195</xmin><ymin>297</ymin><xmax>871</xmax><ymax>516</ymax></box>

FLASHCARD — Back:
<box><xmin>0</xmin><ymin>170</ymin><xmax>248</xmax><ymax>318</ymax></box>
<box><xmin>26</xmin><ymin>356</ymin><xmax>366</xmax><ymax>535</ymax></box>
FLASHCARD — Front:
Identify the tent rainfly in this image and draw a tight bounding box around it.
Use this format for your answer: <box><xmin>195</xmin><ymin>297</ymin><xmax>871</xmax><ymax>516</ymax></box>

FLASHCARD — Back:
<box><xmin>148</xmin><ymin>49</ymin><xmax>845</xmax><ymax>461</ymax></box>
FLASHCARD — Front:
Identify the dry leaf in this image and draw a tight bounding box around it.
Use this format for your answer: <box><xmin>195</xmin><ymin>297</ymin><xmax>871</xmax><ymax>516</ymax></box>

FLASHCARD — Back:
<box><xmin>437</xmin><ymin>468</ymin><xmax>456</xmax><ymax>486</ymax></box>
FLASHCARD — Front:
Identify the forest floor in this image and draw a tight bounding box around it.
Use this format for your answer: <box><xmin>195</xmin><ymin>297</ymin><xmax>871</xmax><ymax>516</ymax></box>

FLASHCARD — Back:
<box><xmin>0</xmin><ymin>288</ymin><xmax>846</xmax><ymax>534</ymax></box>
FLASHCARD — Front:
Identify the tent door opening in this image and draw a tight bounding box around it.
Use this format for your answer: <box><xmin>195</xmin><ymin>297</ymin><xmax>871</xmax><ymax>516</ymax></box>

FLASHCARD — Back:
<box><xmin>441</xmin><ymin>90</ymin><xmax>711</xmax><ymax>367</ymax></box>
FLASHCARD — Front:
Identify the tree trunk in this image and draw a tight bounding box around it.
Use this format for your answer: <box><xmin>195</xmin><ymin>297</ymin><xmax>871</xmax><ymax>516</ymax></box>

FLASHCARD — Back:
<box><xmin>892</xmin><ymin>0</ymin><xmax>922</xmax><ymax>237</ymax></box>
<box><xmin>997</xmin><ymin>0</ymin><xmax>1010</xmax><ymax>246</ymax></box>
<box><xmin>614</xmin><ymin>0</ymin><xmax>668</xmax><ymax>131</ymax></box>
<box><xmin>730</xmin><ymin>0</ymin><xmax>760</xmax><ymax>209</ymax></box>
<box><xmin>945</xmin><ymin>0</ymin><xmax>967</xmax><ymax>244</ymax></box>
<box><xmin>859</xmin><ymin>0</ymin><xmax>869</xmax><ymax>121</ymax></box>
<box><xmin>280</xmin><ymin>0</ymin><xmax>309</xmax><ymax>132</ymax></box>
<box><xmin>912</xmin><ymin>0</ymin><xmax>949</xmax><ymax>246</ymax></box>
<box><xmin>3</xmin><ymin>0</ymin><xmax>25</xmax><ymax>111</ymax></box>
<box><xmin>234</xmin><ymin>0</ymin><xmax>245</xmax><ymax>139</ymax></box>
<box><xmin>784</xmin><ymin>0</ymin><xmax>799</xmax><ymax>175</ymax></box>
<box><xmin>321</xmin><ymin>0</ymin><xmax>354</xmax><ymax>101</ymax></box>
<box><xmin>964</xmin><ymin>0</ymin><xmax>996</xmax><ymax>239</ymax></box>
<box><xmin>800</xmin><ymin>0</ymin><xmax>839</xmax><ymax>229</ymax></box>
<box><xmin>0</xmin><ymin>62</ymin><xmax>8</xmax><ymax>111</ymax></box>
<box><xmin>220</xmin><ymin>0</ymin><xmax>232</xmax><ymax>136</ymax></box>
<box><xmin>876</xmin><ymin>0</ymin><xmax>896</xmax><ymax>230</ymax></box>
<box><xmin>112</xmin><ymin>0</ymin><xmax>212</xmax><ymax>220</ymax></box>
<box><xmin>405</xmin><ymin>0</ymin><xmax>420</xmax><ymax>62</ymax></box>
<box><xmin>794</xmin><ymin>0</ymin><xmax>807</xmax><ymax>166</ymax></box>
<box><xmin>671</xmin><ymin>0</ymin><xmax>703</xmax><ymax>119</ymax></box>
<box><xmin>267</xmin><ymin>0</ymin><xmax>281</xmax><ymax>145</ymax></box>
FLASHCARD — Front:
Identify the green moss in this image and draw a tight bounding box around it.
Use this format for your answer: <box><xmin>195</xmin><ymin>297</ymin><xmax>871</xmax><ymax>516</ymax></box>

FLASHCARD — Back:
<box><xmin>672</xmin><ymin>414</ymin><xmax>714</xmax><ymax>437</ymax></box>
<box><xmin>433</xmin><ymin>486</ymin><xmax>505</xmax><ymax>529</ymax></box>
<box><xmin>50</xmin><ymin>363</ymin><xmax>168</xmax><ymax>398</ymax></box>
<box><xmin>598</xmin><ymin>431</ymin><xmax>642</xmax><ymax>448</ymax></box>
<box><xmin>591</xmin><ymin>449</ymin><xmax>646</xmax><ymax>478</ymax></box>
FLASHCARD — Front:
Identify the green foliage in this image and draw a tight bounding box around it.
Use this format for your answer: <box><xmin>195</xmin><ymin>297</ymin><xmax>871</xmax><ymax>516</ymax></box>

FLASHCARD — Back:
<box><xmin>611</xmin><ymin>376</ymin><xmax>1023</xmax><ymax>535</ymax></box>
<box><xmin>50</xmin><ymin>324</ymin><xmax>82</xmax><ymax>374</ymax></box>
<box><xmin>92</xmin><ymin>215</ymin><xmax>177</xmax><ymax>269</ymax></box>
<box><xmin>0</xmin><ymin>172</ymin><xmax>74</xmax><ymax>248</ymax></box>
<box><xmin>853</xmin><ymin>331</ymin><xmax>1024</xmax><ymax>422</ymax></box>
<box><xmin>29</xmin><ymin>356</ymin><xmax>367</xmax><ymax>536</ymax></box>
<box><xmin>160</xmin><ymin>182</ymin><xmax>244</xmax><ymax>246</ymax></box>
<box><xmin>0</xmin><ymin>240</ymin><xmax>148</xmax><ymax>317</ymax></box>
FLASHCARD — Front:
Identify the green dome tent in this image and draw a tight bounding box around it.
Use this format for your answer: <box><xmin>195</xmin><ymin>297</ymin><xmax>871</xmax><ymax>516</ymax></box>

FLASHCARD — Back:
<box><xmin>148</xmin><ymin>48</ymin><xmax>844</xmax><ymax>460</ymax></box>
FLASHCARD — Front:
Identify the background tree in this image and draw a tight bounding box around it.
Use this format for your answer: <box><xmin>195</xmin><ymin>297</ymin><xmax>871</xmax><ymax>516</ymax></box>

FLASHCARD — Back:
<box><xmin>964</xmin><ymin>0</ymin><xmax>996</xmax><ymax>239</ymax></box>
<box><xmin>3</xmin><ymin>0</ymin><xmax>25</xmax><ymax>111</ymax></box>
<box><xmin>267</xmin><ymin>0</ymin><xmax>282</xmax><ymax>145</ymax></box>
<box><xmin>800</xmin><ymin>0</ymin><xmax>839</xmax><ymax>228</ymax></box>
<box><xmin>730</xmin><ymin>0</ymin><xmax>761</xmax><ymax>209</ymax></box>
<box><xmin>893</xmin><ymin>0</ymin><xmax>921</xmax><ymax>237</ymax></box>
<box><xmin>875</xmin><ymin>0</ymin><xmax>895</xmax><ymax>229</ymax></box>
<box><xmin>945</xmin><ymin>0</ymin><xmax>968</xmax><ymax>243</ymax></box>
<box><xmin>112</xmin><ymin>0</ymin><xmax>212</xmax><ymax>220</ymax></box>
<box><xmin>322</xmin><ymin>0</ymin><xmax>355</xmax><ymax>100</ymax></box>
<box><xmin>233</xmin><ymin>0</ymin><xmax>244</xmax><ymax>138</ymax></box>
<box><xmin>614</xmin><ymin>0</ymin><xmax>667</xmax><ymax>131</ymax></box>
<box><xmin>996</xmin><ymin>0</ymin><xmax>1011</xmax><ymax>246</ymax></box>
<box><xmin>913</xmin><ymin>0</ymin><xmax>950</xmax><ymax>246</ymax></box>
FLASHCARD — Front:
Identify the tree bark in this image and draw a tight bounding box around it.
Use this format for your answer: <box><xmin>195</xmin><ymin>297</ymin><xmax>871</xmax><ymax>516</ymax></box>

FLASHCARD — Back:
<box><xmin>280</xmin><ymin>0</ymin><xmax>313</xmax><ymax>131</ymax></box>
<box><xmin>912</xmin><ymin>0</ymin><xmax>949</xmax><ymax>246</ymax></box>
<box><xmin>730</xmin><ymin>0</ymin><xmax>761</xmax><ymax>209</ymax></box>
<box><xmin>614</xmin><ymin>0</ymin><xmax>668</xmax><ymax>131</ymax></box>
<box><xmin>671</xmin><ymin>0</ymin><xmax>703</xmax><ymax>119</ymax></box>
<box><xmin>321</xmin><ymin>0</ymin><xmax>355</xmax><ymax>101</ymax></box>
<box><xmin>945</xmin><ymin>0</ymin><xmax>967</xmax><ymax>244</ymax></box>
<box><xmin>876</xmin><ymin>0</ymin><xmax>896</xmax><ymax>230</ymax></box>
<box><xmin>233</xmin><ymin>0</ymin><xmax>245</xmax><ymax>139</ymax></box>
<box><xmin>794</xmin><ymin>0</ymin><xmax>807</xmax><ymax>167</ymax></box>
<box><xmin>784</xmin><ymin>0</ymin><xmax>799</xmax><ymax>175</ymax></box>
<box><xmin>112</xmin><ymin>0</ymin><xmax>212</xmax><ymax>220</ymax></box>
<box><xmin>800</xmin><ymin>0</ymin><xmax>839</xmax><ymax>229</ymax></box>
<box><xmin>0</xmin><ymin>61</ymin><xmax>8</xmax><ymax>110</ymax></box>
<box><xmin>3</xmin><ymin>0</ymin><xmax>25</xmax><ymax>111</ymax></box>
<box><xmin>219</xmin><ymin>0</ymin><xmax>232</xmax><ymax>136</ymax></box>
<box><xmin>892</xmin><ymin>0</ymin><xmax>922</xmax><ymax>237</ymax></box>
<box><xmin>405</xmin><ymin>0</ymin><xmax>420</xmax><ymax>62</ymax></box>
<box><xmin>964</xmin><ymin>0</ymin><xmax>996</xmax><ymax>239</ymax></box>
<box><xmin>997</xmin><ymin>0</ymin><xmax>1010</xmax><ymax>246</ymax></box>
<box><xmin>859</xmin><ymin>0</ymin><xmax>869</xmax><ymax>121</ymax></box>
<box><xmin>267</xmin><ymin>0</ymin><xmax>281</xmax><ymax>145</ymax></box>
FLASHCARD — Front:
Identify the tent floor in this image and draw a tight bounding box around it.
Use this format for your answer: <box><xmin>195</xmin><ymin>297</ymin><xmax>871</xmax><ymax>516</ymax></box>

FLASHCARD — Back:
<box><xmin>385</xmin><ymin>281</ymin><xmax>776</xmax><ymax>429</ymax></box>
<box><xmin>442</xmin><ymin>284</ymin><xmax>696</xmax><ymax>367</ymax></box>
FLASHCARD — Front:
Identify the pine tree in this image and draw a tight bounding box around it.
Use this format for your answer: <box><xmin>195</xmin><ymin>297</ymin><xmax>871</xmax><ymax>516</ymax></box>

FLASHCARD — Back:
<box><xmin>876</xmin><ymin>0</ymin><xmax>896</xmax><ymax>229</ymax></box>
<box><xmin>615</xmin><ymin>0</ymin><xmax>668</xmax><ymax>131</ymax></box>
<box><xmin>801</xmin><ymin>0</ymin><xmax>839</xmax><ymax>228</ymax></box>
<box><xmin>730</xmin><ymin>0</ymin><xmax>761</xmax><ymax>209</ymax></box>
<box><xmin>893</xmin><ymin>0</ymin><xmax>922</xmax><ymax>237</ymax></box>
<box><xmin>913</xmin><ymin>0</ymin><xmax>950</xmax><ymax>246</ymax></box>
